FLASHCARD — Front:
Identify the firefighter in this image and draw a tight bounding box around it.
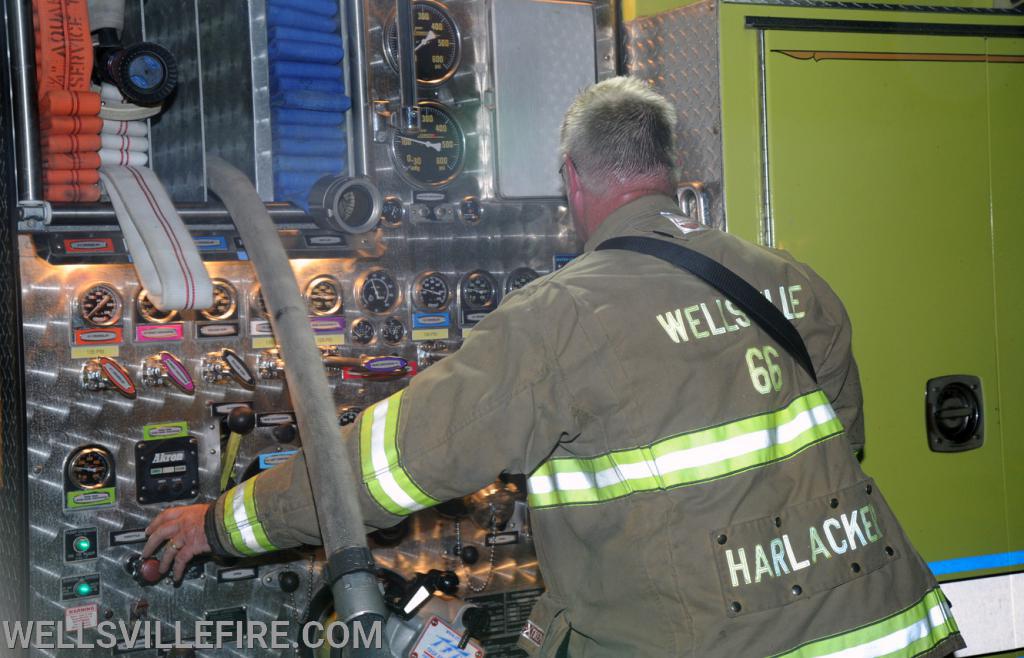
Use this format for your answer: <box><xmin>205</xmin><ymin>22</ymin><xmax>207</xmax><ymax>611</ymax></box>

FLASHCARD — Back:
<box><xmin>143</xmin><ymin>77</ymin><xmax>964</xmax><ymax>657</ymax></box>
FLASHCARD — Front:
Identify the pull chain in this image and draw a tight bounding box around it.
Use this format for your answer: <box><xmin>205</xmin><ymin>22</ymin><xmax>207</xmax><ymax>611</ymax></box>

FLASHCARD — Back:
<box><xmin>456</xmin><ymin>518</ymin><xmax>496</xmax><ymax>594</ymax></box>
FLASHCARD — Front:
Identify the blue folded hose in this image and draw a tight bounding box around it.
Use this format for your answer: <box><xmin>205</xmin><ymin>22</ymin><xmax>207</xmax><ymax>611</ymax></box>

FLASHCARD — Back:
<box><xmin>269</xmin><ymin>26</ymin><xmax>342</xmax><ymax>47</ymax></box>
<box><xmin>273</xmin><ymin>137</ymin><xmax>347</xmax><ymax>157</ymax></box>
<box><xmin>266</xmin><ymin>6</ymin><xmax>337</xmax><ymax>32</ymax></box>
<box><xmin>269</xmin><ymin>38</ymin><xmax>343</xmax><ymax>65</ymax></box>
<box><xmin>274</xmin><ymin>123</ymin><xmax>346</xmax><ymax>141</ymax></box>
<box><xmin>270</xmin><ymin>60</ymin><xmax>345</xmax><ymax>80</ymax></box>
<box><xmin>271</xmin><ymin>76</ymin><xmax>345</xmax><ymax>95</ymax></box>
<box><xmin>272</xmin><ymin>90</ymin><xmax>351</xmax><ymax>113</ymax></box>
<box><xmin>267</xmin><ymin>0</ymin><xmax>337</xmax><ymax>18</ymax></box>
<box><xmin>272</xmin><ymin>108</ymin><xmax>345</xmax><ymax>127</ymax></box>
<box><xmin>274</xmin><ymin>156</ymin><xmax>345</xmax><ymax>174</ymax></box>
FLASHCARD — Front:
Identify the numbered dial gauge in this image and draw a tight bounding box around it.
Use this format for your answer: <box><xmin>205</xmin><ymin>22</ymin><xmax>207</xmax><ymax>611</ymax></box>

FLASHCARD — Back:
<box><xmin>338</xmin><ymin>406</ymin><xmax>363</xmax><ymax>427</ymax></box>
<box><xmin>350</xmin><ymin>318</ymin><xmax>376</xmax><ymax>345</ymax></box>
<box><xmin>79</xmin><ymin>283</ymin><xmax>123</xmax><ymax>326</ymax></box>
<box><xmin>200</xmin><ymin>280</ymin><xmax>238</xmax><ymax>321</ymax></box>
<box><xmin>250</xmin><ymin>288</ymin><xmax>270</xmax><ymax>319</ymax></box>
<box><xmin>391</xmin><ymin>103</ymin><xmax>465</xmax><ymax>188</ymax></box>
<box><xmin>136</xmin><ymin>290</ymin><xmax>178</xmax><ymax>324</ymax></box>
<box><xmin>67</xmin><ymin>447</ymin><xmax>114</xmax><ymax>490</ymax></box>
<box><xmin>357</xmin><ymin>270</ymin><xmax>401</xmax><ymax>314</ymax></box>
<box><xmin>306</xmin><ymin>276</ymin><xmax>344</xmax><ymax>316</ymax></box>
<box><xmin>412</xmin><ymin>271</ymin><xmax>451</xmax><ymax>310</ymax></box>
<box><xmin>459</xmin><ymin>270</ymin><xmax>499</xmax><ymax>311</ymax></box>
<box><xmin>504</xmin><ymin>267</ymin><xmax>540</xmax><ymax>294</ymax></box>
<box><xmin>381</xmin><ymin>317</ymin><xmax>407</xmax><ymax>345</ymax></box>
<box><xmin>384</xmin><ymin>0</ymin><xmax>461</xmax><ymax>85</ymax></box>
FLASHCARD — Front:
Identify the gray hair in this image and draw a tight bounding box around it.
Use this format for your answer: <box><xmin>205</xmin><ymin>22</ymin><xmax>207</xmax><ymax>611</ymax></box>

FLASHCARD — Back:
<box><xmin>560</xmin><ymin>76</ymin><xmax>677</xmax><ymax>189</ymax></box>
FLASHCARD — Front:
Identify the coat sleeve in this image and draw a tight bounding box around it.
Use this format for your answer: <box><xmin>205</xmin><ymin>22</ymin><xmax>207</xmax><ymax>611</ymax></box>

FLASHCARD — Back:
<box><xmin>207</xmin><ymin>281</ymin><xmax>576</xmax><ymax>557</ymax></box>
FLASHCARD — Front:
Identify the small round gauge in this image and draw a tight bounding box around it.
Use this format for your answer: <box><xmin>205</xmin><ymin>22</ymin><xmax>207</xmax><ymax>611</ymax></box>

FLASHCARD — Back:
<box><xmin>381</xmin><ymin>317</ymin><xmax>407</xmax><ymax>345</ymax></box>
<box><xmin>66</xmin><ymin>447</ymin><xmax>114</xmax><ymax>490</ymax></box>
<box><xmin>384</xmin><ymin>0</ymin><xmax>461</xmax><ymax>85</ymax></box>
<box><xmin>412</xmin><ymin>271</ymin><xmax>451</xmax><ymax>310</ymax></box>
<box><xmin>357</xmin><ymin>270</ymin><xmax>401</xmax><ymax>314</ymax></box>
<box><xmin>459</xmin><ymin>270</ymin><xmax>499</xmax><ymax>311</ymax></box>
<box><xmin>391</xmin><ymin>102</ymin><xmax>465</xmax><ymax>189</ymax></box>
<box><xmin>338</xmin><ymin>406</ymin><xmax>364</xmax><ymax>427</ymax></box>
<box><xmin>250</xmin><ymin>287</ymin><xmax>270</xmax><ymax>319</ymax></box>
<box><xmin>305</xmin><ymin>276</ymin><xmax>344</xmax><ymax>317</ymax></box>
<box><xmin>350</xmin><ymin>318</ymin><xmax>376</xmax><ymax>345</ymax></box>
<box><xmin>200</xmin><ymin>279</ymin><xmax>238</xmax><ymax>321</ymax></box>
<box><xmin>504</xmin><ymin>267</ymin><xmax>540</xmax><ymax>294</ymax></box>
<box><xmin>79</xmin><ymin>283</ymin><xmax>123</xmax><ymax>327</ymax></box>
<box><xmin>136</xmin><ymin>289</ymin><xmax>179</xmax><ymax>324</ymax></box>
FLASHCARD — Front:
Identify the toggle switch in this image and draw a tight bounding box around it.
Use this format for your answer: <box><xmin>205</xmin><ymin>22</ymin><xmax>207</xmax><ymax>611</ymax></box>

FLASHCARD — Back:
<box><xmin>81</xmin><ymin>356</ymin><xmax>137</xmax><ymax>398</ymax></box>
<box><xmin>141</xmin><ymin>351</ymin><xmax>195</xmax><ymax>394</ymax></box>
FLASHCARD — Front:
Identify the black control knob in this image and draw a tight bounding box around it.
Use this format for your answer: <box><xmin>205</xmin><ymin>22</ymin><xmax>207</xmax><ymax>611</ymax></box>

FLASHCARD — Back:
<box><xmin>460</xmin><ymin>545</ymin><xmax>480</xmax><ymax>565</ymax></box>
<box><xmin>462</xmin><ymin>606</ymin><xmax>490</xmax><ymax>636</ymax></box>
<box><xmin>437</xmin><ymin>571</ymin><xmax>459</xmax><ymax>596</ymax></box>
<box><xmin>278</xmin><ymin>571</ymin><xmax>301</xmax><ymax>593</ymax></box>
<box><xmin>226</xmin><ymin>405</ymin><xmax>255</xmax><ymax>435</ymax></box>
<box><xmin>272</xmin><ymin>422</ymin><xmax>298</xmax><ymax>444</ymax></box>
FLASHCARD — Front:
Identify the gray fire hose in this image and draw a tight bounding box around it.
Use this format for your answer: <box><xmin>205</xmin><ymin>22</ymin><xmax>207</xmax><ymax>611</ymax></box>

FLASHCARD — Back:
<box><xmin>207</xmin><ymin>156</ymin><xmax>391</xmax><ymax>657</ymax></box>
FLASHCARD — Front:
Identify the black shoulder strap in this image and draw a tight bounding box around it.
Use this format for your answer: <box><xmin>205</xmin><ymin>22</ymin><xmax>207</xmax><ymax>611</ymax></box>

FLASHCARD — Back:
<box><xmin>596</xmin><ymin>235</ymin><xmax>817</xmax><ymax>383</ymax></box>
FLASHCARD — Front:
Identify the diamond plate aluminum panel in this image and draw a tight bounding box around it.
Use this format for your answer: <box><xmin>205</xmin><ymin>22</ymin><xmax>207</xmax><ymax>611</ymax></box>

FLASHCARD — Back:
<box><xmin>624</xmin><ymin>0</ymin><xmax>726</xmax><ymax>229</ymax></box>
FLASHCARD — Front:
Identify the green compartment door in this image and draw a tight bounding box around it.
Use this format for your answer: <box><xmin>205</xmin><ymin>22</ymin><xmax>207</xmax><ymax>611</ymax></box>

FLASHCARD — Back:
<box><xmin>762</xmin><ymin>29</ymin><xmax>1019</xmax><ymax>573</ymax></box>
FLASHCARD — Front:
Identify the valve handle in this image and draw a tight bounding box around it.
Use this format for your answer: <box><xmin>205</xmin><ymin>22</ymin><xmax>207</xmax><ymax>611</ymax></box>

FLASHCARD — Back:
<box><xmin>221</xmin><ymin>349</ymin><xmax>256</xmax><ymax>389</ymax></box>
<box><xmin>158</xmin><ymin>352</ymin><xmax>195</xmax><ymax>394</ymax></box>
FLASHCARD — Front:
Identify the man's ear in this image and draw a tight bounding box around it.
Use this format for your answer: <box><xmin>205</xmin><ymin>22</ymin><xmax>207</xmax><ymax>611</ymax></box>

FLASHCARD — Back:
<box><xmin>565</xmin><ymin>159</ymin><xmax>584</xmax><ymax>216</ymax></box>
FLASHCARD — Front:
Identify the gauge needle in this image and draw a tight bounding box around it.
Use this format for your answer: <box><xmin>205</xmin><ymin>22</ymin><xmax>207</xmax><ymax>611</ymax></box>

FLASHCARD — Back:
<box><xmin>402</xmin><ymin>136</ymin><xmax>443</xmax><ymax>152</ymax></box>
<box><xmin>415</xmin><ymin>30</ymin><xmax>437</xmax><ymax>52</ymax></box>
<box><xmin>86</xmin><ymin>294</ymin><xmax>112</xmax><ymax>319</ymax></box>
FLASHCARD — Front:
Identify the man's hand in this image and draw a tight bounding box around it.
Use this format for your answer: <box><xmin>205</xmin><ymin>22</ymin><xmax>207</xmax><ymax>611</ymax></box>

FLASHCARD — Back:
<box><xmin>142</xmin><ymin>503</ymin><xmax>212</xmax><ymax>583</ymax></box>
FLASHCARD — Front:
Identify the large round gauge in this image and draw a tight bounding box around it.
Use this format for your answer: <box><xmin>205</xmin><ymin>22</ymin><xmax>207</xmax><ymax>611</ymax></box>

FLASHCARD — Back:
<box><xmin>350</xmin><ymin>318</ymin><xmax>376</xmax><ymax>345</ymax></box>
<box><xmin>504</xmin><ymin>267</ymin><xmax>540</xmax><ymax>294</ymax></box>
<box><xmin>381</xmin><ymin>317</ymin><xmax>407</xmax><ymax>345</ymax></box>
<box><xmin>67</xmin><ymin>447</ymin><xmax>114</xmax><ymax>490</ymax></box>
<box><xmin>200</xmin><ymin>279</ymin><xmax>238</xmax><ymax>321</ymax></box>
<box><xmin>338</xmin><ymin>405</ymin><xmax>363</xmax><ymax>427</ymax></box>
<box><xmin>391</xmin><ymin>102</ymin><xmax>465</xmax><ymax>189</ymax></box>
<box><xmin>412</xmin><ymin>271</ymin><xmax>451</xmax><ymax>310</ymax></box>
<box><xmin>357</xmin><ymin>270</ymin><xmax>401</xmax><ymax>315</ymax></box>
<box><xmin>305</xmin><ymin>275</ymin><xmax>343</xmax><ymax>317</ymax></box>
<box><xmin>459</xmin><ymin>270</ymin><xmax>499</xmax><ymax>311</ymax></box>
<box><xmin>384</xmin><ymin>0</ymin><xmax>461</xmax><ymax>85</ymax></box>
<box><xmin>136</xmin><ymin>289</ymin><xmax>178</xmax><ymax>324</ymax></box>
<box><xmin>250</xmin><ymin>287</ymin><xmax>270</xmax><ymax>319</ymax></box>
<box><xmin>79</xmin><ymin>283</ymin><xmax>123</xmax><ymax>327</ymax></box>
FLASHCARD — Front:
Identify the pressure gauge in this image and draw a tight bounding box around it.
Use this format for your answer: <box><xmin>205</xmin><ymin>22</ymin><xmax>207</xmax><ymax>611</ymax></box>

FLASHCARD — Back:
<box><xmin>200</xmin><ymin>279</ymin><xmax>238</xmax><ymax>321</ymax></box>
<box><xmin>136</xmin><ymin>289</ymin><xmax>178</xmax><ymax>324</ymax></box>
<box><xmin>79</xmin><ymin>283</ymin><xmax>123</xmax><ymax>327</ymax></box>
<box><xmin>412</xmin><ymin>271</ymin><xmax>451</xmax><ymax>310</ymax></box>
<box><xmin>338</xmin><ymin>406</ymin><xmax>363</xmax><ymax>427</ymax></box>
<box><xmin>305</xmin><ymin>276</ymin><xmax>344</xmax><ymax>317</ymax></box>
<box><xmin>391</xmin><ymin>102</ymin><xmax>465</xmax><ymax>189</ymax></box>
<box><xmin>384</xmin><ymin>0</ymin><xmax>461</xmax><ymax>85</ymax></box>
<box><xmin>67</xmin><ymin>447</ymin><xmax>114</xmax><ymax>490</ymax></box>
<box><xmin>250</xmin><ymin>287</ymin><xmax>270</xmax><ymax>319</ymax></box>
<box><xmin>381</xmin><ymin>317</ymin><xmax>407</xmax><ymax>345</ymax></box>
<box><xmin>504</xmin><ymin>267</ymin><xmax>540</xmax><ymax>294</ymax></box>
<box><xmin>350</xmin><ymin>318</ymin><xmax>376</xmax><ymax>345</ymax></box>
<box><xmin>357</xmin><ymin>270</ymin><xmax>401</xmax><ymax>315</ymax></box>
<box><xmin>459</xmin><ymin>270</ymin><xmax>499</xmax><ymax>311</ymax></box>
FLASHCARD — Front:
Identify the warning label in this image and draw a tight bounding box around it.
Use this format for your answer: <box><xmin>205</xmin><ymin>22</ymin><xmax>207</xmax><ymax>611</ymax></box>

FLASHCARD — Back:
<box><xmin>64</xmin><ymin>602</ymin><xmax>98</xmax><ymax>631</ymax></box>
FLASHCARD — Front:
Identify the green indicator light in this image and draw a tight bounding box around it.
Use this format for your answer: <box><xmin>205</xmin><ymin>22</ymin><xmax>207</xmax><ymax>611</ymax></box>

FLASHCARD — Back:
<box><xmin>74</xmin><ymin>536</ymin><xmax>92</xmax><ymax>553</ymax></box>
<box><xmin>75</xmin><ymin>582</ymin><xmax>93</xmax><ymax>597</ymax></box>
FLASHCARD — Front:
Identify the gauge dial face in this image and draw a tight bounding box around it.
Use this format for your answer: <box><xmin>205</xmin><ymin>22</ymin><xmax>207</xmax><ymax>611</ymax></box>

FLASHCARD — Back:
<box><xmin>67</xmin><ymin>447</ymin><xmax>113</xmax><ymax>490</ymax></box>
<box><xmin>251</xmin><ymin>288</ymin><xmax>270</xmax><ymax>319</ymax></box>
<box><xmin>200</xmin><ymin>280</ymin><xmax>238</xmax><ymax>321</ymax></box>
<box><xmin>136</xmin><ymin>290</ymin><xmax>179</xmax><ymax>324</ymax></box>
<box><xmin>306</xmin><ymin>276</ymin><xmax>344</xmax><ymax>316</ymax></box>
<box><xmin>460</xmin><ymin>270</ymin><xmax>499</xmax><ymax>310</ymax></box>
<box><xmin>350</xmin><ymin>318</ymin><xmax>376</xmax><ymax>345</ymax></box>
<box><xmin>384</xmin><ymin>0</ymin><xmax>461</xmax><ymax>85</ymax></box>
<box><xmin>391</xmin><ymin>103</ymin><xmax>465</xmax><ymax>188</ymax></box>
<box><xmin>504</xmin><ymin>267</ymin><xmax>540</xmax><ymax>294</ymax></box>
<box><xmin>338</xmin><ymin>406</ymin><xmax>363</xmax><ymax>426</ymax></box>
<box><xmin>381</xmin><ymin>317</ymin><xmax>407</xmax><ymax>345</ymax></box>
<box><xmin>412</xmin><ymin>271</ymin><xmax>451</xmax><ymax>310</ymax></box>
<box><xmin>357</xmin><ymin>270</ymin><xmax>400</xmax><ymax>314</ymax></box>
<box><xmin>79</xmin><ymin>283</ymin><xmax>123</xmax><ymax>327</ymax></box>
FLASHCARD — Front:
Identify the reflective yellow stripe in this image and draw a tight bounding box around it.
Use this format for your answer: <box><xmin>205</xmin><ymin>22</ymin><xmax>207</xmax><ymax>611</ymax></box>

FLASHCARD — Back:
<box><xmin>222</xmin><ymin>478</ymin><xmax>277</xmax><ymax>555</ymax></box>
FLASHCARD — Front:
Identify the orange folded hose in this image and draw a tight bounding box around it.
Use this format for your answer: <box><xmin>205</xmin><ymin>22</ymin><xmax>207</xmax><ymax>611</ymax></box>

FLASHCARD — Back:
<box><xmin>40</xmin><ymin>115</ymin><xmax>103</xmax><ymax>135</ymax></box>
<box><xmin>39</xmin><ymin>90</ymin><xmax>101</xmax><ymax>117</ymax></box>
<box><xmin>41</xmin><ymin>134</ymin><xmax>102</xmax><ymax>153</ymax></box>
<box><xmin>44</xmin><ymin>184</ymin><xmax>102</xmax><ymax>202</ymax></box>
<box><xmin>43</xmin><ymin>151</ymin><xmax>102</xmax><ymax>169</ymax></box>
<box><xmin>32</xmin><ymin>0</ymin><xmax>93</xmax><ymax>94</ymax></box>
<box><xmin>43</xmin><ymin>169</ymin><xmax>100</xmax><ymax>185</ymax></box>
